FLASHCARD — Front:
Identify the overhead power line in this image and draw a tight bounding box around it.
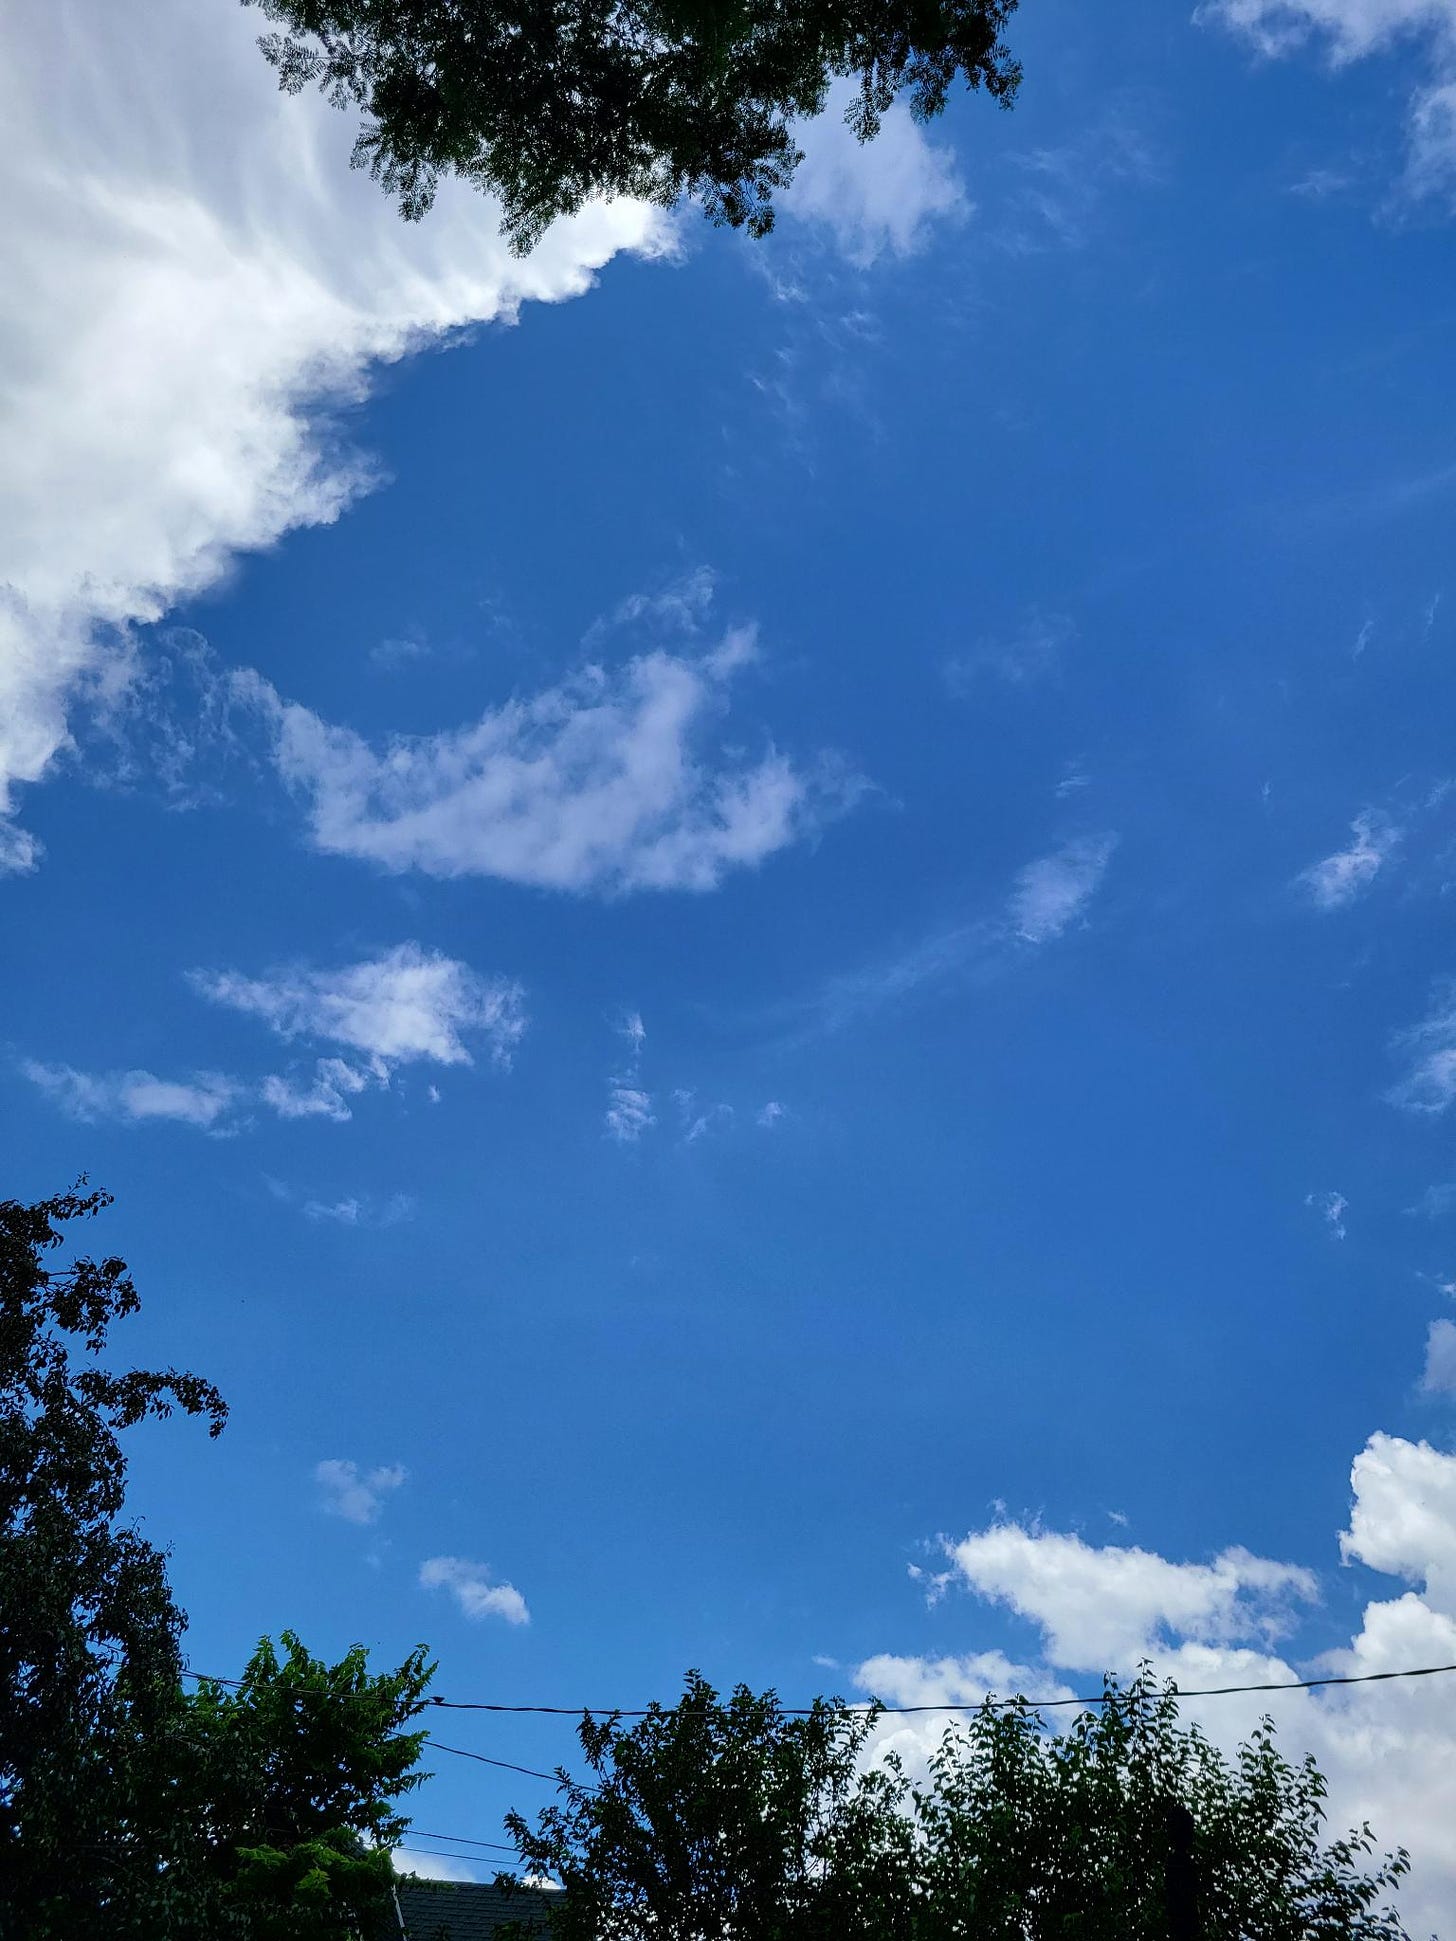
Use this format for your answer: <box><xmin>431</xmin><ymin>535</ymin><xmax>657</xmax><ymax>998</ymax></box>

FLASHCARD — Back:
<box><xmin>184</xmin><ymin>1656</ymin><xmax>1456</xmax><ymax>1723</ymax></box>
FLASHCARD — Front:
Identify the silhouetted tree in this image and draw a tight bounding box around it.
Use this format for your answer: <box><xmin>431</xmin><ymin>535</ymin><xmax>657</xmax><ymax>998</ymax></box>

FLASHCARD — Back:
<box><xmin>0</xmin><ymin>1186</ymin><xmax>433</xmax><ymax>1940</ymax></box>
<box><xmin>242</xmin><ymin>0</ymin><xmax>1021</xmax><ymax>249</ymax></box>
<box><xmin>504</xmin><ymin>1668</ymin><xmax>1416</xmax><ymax>1940</ymax></box>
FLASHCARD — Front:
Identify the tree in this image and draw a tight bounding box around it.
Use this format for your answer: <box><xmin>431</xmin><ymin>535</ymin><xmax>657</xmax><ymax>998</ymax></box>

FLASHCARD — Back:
<box><xmin>911</xmin><ymin>1672</ymin><xmax>1412</xmax><ymax>1940</ymax></box>
<box><xmin>0</xmin><ymin>1186</ymin><xmax>434</xmax><ymax>1939</ymax></box>
<box><xmin>242</xmin><ymin>0</ymin><xmax>1021</xmax><ymax>251</ymax></box>
<box><xmin>0</xmin><ymin>1184</ymin><xmax>227</xmax><ymax>1937</ymax></box>
<box><xmin>503</xmin><ymin>1670</ymin><xmax>914</xmax><ymax>1939</ymax></box>
<box><xmin>503</xmin><ymin>1669</ymin><xmax>1416</xmax><ymax>1941</ymax></box>
<box><xmin>178</xmin><ymin>1632</ymin><xmax>435</xmax><ymax>1939</ymax></box>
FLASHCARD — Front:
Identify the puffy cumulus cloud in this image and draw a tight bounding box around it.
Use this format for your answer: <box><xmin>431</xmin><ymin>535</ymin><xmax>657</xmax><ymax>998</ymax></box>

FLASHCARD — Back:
<box><xmin>853</xmin><ymin>1432</ymin><xmax>1456</xmax><ymax>1933</ymax></box>
<box><xmin>243</xmin><ymin>629</ymin><xmax>855</xmax><ymax>896</ymax></box>
<box><xmin>1205</xmin><ymin>0</ymin><xmax>1456</xmax><ymax>200</ymax></box>
<box><xmin>419</xmin><ymin>1555</ymin><xmax>530</xmax><ymax>1626</ymax></box>
<box><xmin>937</xmin><ymin>1524</ymin><xmax>1318</xmax><ymax>1672</ymax></box>
<box><xmin>20</xmin><ymin>1060</ymin><xmax>238</xmax><ymax>1129</ymax></box>
<box><xmin>315</xmin><ymin>1458</ymin><xmax>408</xmax><ymax>1525</ymax></box>
<box><xmin>1008</xmin><ymin>834</ymin><xmax>1118</xmax><ymax>944</ymax></box>
<box><xmin>785</xmin><ymin>80</ymin><xmax>967</xmax><ymax>267</ymax></box>
<box><xmin>192</xmin><ymin>944</ymin><xmax>526</xmax><ymax>1070</ymax></box>
<box><xmin>1298</xmin><ymin>811</ymin><xmax>1400</xmax><ymax>910</ymax></box>
<box><xmin>0</xmin><ymin>0</ymin><xmax>668</xmax><ymax>870</ymax></box>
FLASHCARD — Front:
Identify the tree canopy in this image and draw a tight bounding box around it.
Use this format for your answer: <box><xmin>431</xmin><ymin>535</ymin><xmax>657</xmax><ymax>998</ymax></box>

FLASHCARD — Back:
<box><xmin>242</xmin><ymin>0</ymin><xmax>1021</xmax><ymax>249</ymax></box>
<box><xmin>504</xmin><ymin>1669</ymin><xmax>1415</xmax><ymax>1940</ymax></box>
<box><xmin>0</xmin><ymin>1187</ymin><xmax>432</xmax><ymax>1940</ymax></box>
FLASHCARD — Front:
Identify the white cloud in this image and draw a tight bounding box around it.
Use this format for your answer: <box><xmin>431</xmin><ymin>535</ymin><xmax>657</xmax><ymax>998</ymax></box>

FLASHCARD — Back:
<box><xmin>945</xmin><ymin>613</ymin><xmax>1076</xmax><ymax>693</ymax></box>
<box><xmin>242</xmin><ymin>629</ymin><xmax>853</xmax><ymax>896</ymax></box>
<box><xmin>1307</xmin><ymin>1188</ymin><xmax>1350</xmax><ymax>1238</ymax></box>
<box><xmin>315</xmin><ymin>1459</ymin><xmax>408</xmax><ymax>1525</ymax></box>
<box><xmin>262</xmin><ymin>1058</ymin><xmax>380</xmax><ymax>1124</ymax></box>
<box><xmin>0</xmin><ymin>0</ymin><xmax>667</xmax><ymax>867</ymax></box>
<box><xmin>1206</xmin><ymin>0</ymin><xmax>1456</xmax><ymax>201</ymax></box>
<box><xmin>1009</xmin><ymin>835</ymin><xmax>1118</xmax><ymax>944</ymax></box>
<box><xmin>1388</xmin><ymin>981</ymin><xmax>1456</xmax><ymax>1112</ymax></box>
<box><xmin>856</xmin><ymin>1431</ymin><xmax>1456</xmax><ymax>1933</ymax></box>
<box><xmin>303</xmin><ymin>1194</ymin><xmax>416</xmax><ymax>1228</ymax></box>
<box><xmin>393</xmin><ymin>1850</ymin><xmax>478</xmax><ymax>1883</ymax></box>
<box><xmin>786</xmin><ymin>80</ymin><xmax>967</xmax><ymax>267</ymax></box>
<box><xmin>21</xmin><ymin>1059</ymin><xmax>237</xmax><ymax>1129</ymax></box>
<box><xmin>419</xmin><ymin>1555</ymin><xmax>530</xmax><ymax>1625</ymax></box>
<box><xmin>193</xmin><ymin>944</ymin><xmax>526</xmax><ymax>1070</ymax></box>
<box><xmin>1423</xmin><ymin>1318</ymin><xmax>1456</xmax><ymax>1394</ymax></box>
<box><xmin>757</xmin><ymin>1101</ymin><xmax>786</xmax><ymax>1127</ymax></box>
<box><xmin>606</xmin><ymin>1086</ymin><xmax>656</xmax><ymax>1144</ymax></box>
<box><xmin>937</xmin><ymin>1523</ymin><xmax>1317</xmax><ymax>1671</ymax></box>
<box><xmin>1299</xmin><ymin>811</ymin><xmax>1399</xmax><ymax>909</ymax></box>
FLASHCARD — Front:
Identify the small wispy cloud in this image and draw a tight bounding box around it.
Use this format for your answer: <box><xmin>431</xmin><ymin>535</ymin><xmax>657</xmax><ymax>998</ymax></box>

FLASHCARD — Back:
<box><xmin>419</xmin><ymin>1555</ymin><xmax>529</xmax><ymax>1625</ymax></box>
<box><xmin>21</xmin><ymin>1059</ymin><xmax>238</xmax><ymax>1129</ymax></box>
<box><xmin>1009</xmin><ymin>834</ymin><xmax>1118</xmax><ymax>944</ymax></box>
<box><xmin>192</xmin><ymin>943</ymin><xmax>526</xmax><ymax>1069</ymax></box>
<box><xmin>1389</xmin><ymin>983</ymin><xmax>1456</xmax><ymax>1114</ymax></box>
<box><xmin>945</xmin><ymin>612</ymin><xmax>1075</xmax><ymax>693</ymax></box>
<box><xmin>303</xmin><ymin>1194</ymin><xmax>416</xmax><ymax>1228</ymax></box>
<box><xmin>316</xmin><ymin>1458</ymin><xmax>408</xmax><ymax>1525</ymax></box>
<box><xmin>1306</xmin><ymin>1189</ymin><xmax>1349</xmax><ymax>1241</ymax></box>
<box><xmin>1422</xmin><ymin>1318</ymin><xmax>1456</xmax><ymax>1397</ymax></box>
<box><xmin>757</xmin><ymin>1100</ymin><xmax>786</xmax><ymax>1127</ymax></box>
<box><xmin>1298</xmin><ymin>811</ymin><xmax>1399</xmax><ymax>910</ymax></box>
<box><xmin>606</xmin><ymin>1086</ymin><xmax>655</xmax><ymax>1144</ymax></box>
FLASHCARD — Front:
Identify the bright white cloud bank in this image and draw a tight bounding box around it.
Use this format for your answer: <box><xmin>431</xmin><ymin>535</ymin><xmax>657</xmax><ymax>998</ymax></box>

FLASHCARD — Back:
<box><xmin>0</xmin><ymin>0</ymin><xmax>667</xmax><ymax>872</ymax></box>
<box><xmin>420</xmin><ymin>1555</ymin><xmax>531</xmax><ymax>1626</ymax></box>
<box><xmin>860</xmin><ymin>1430</ymin><xmax>1456</xmax><ymax>1932</ymax></box>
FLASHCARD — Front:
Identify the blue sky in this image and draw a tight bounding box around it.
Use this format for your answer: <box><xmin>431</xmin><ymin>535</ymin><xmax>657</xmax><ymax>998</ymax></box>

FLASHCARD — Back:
<box><xmin>8</xmin><ymin>0</ymin><xmax>1456</xmax><ymax>1920</ymax></box>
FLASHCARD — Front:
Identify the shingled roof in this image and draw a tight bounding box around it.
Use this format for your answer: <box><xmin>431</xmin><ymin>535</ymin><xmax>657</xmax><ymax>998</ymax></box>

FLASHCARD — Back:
<box><xmin>391</xmin><ymin>1878</ymin><xmax>556</xmax><ymax>1940</ymax></box>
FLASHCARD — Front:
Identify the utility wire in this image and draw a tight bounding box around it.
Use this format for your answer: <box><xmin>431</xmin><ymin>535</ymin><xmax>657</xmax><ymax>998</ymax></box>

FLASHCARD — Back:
<box><xmin>185</xmin><ymin>1656</ymin><xmax>1456</xmax><ymax>1720</ymax></box>
<box><xmin>425</xmin><ymin>1738</ymin><xmax>572</xmax><ymax>1784</ymax></box>
<box><xmin>407</xmin><ymin>1830</ymin><xmax>518</xmax><ymax>1854</ymax></box>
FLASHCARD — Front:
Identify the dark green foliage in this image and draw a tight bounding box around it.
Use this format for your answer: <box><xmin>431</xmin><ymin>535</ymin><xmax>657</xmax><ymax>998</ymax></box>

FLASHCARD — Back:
<box><xmin>0</xmin><ymin>1187</ymin><xmax>433</xmax><ymax>1939</ymax></box>
<box><xmin>242</xmin><ymin>0</ymin><xmax>1021</xmax><ymax>249</ymax></box>
<box><xmin>912</xmin><ymin>1672</ymin><xmax>1412</xmax><ymax>1940</ymax></box>
<box><xmin>180</xmin><ymin>1632</ymin><xmax>435</xmax><ymax>1938</ymax></box>
<box><xmin>0</xmin><ymin>1185</ymin><xmax>226</xmax><ymax>1937</ymax></box>
<box><xmin>504</xmin><ymin>1669</ymin><xmax>914</xmax><ymax>1939</ymax></box>
<box><xmin>505</xmin><ymin>1669</ymin><xmax>1415</xmax><ymax>1940</ymax></box>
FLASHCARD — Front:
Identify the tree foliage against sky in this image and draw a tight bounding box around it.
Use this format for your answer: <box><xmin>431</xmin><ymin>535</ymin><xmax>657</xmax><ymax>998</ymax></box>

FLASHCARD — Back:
<box><xmin>505</xmin><ymin>1670</ymin><xmax>1414</xmax><ymax>1940</ymax></box>
<box><xmin>0</xmin><ymin>1188</ymin><xmax>432</xmax><ymax>1940</ymax></box>
<box><xmin>242</xmin><ymin>0</ymin><xmax>1021</xmax><ymax>248</ymax></box>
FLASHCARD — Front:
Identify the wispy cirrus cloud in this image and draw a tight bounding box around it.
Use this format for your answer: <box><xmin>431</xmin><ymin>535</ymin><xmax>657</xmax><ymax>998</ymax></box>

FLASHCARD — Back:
<box><xmin>806</xmin><ymin>834</ymin><xmax>1119</xmax><ymax>1034</ymax></box>
<box><xmin>1389</xmin><ymin>981</ymin><xmax>1456</xmax><ymax>1112</ymax></box>
<box><xmin>1298</xmin><ymin>811</ymin><xmax>1399</xmax><ymax>909</ymax></box>
<box><xmin>192</xmin><ymin>943</ymin><xmax>526</xmax><ymax>1076</ymax></box>
<box><xmin>1205</xmin><ymin>0</ymin><xmax>1456</xmax><ymax>204</ymax></box>
<box><xmin>20</xmin><ymin>1060</ymin><xmax>238</xmax><ymax>1129</ymax></box>
<box><xmin>1008</xmin><ymin>835</ymin><xmax>1118</xmax><ymax>944</ymax></box>
<box><xmin>419</xmin><ymin>1555</ymin><xmax>530</xmax><ymax>1626</ymax></box>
